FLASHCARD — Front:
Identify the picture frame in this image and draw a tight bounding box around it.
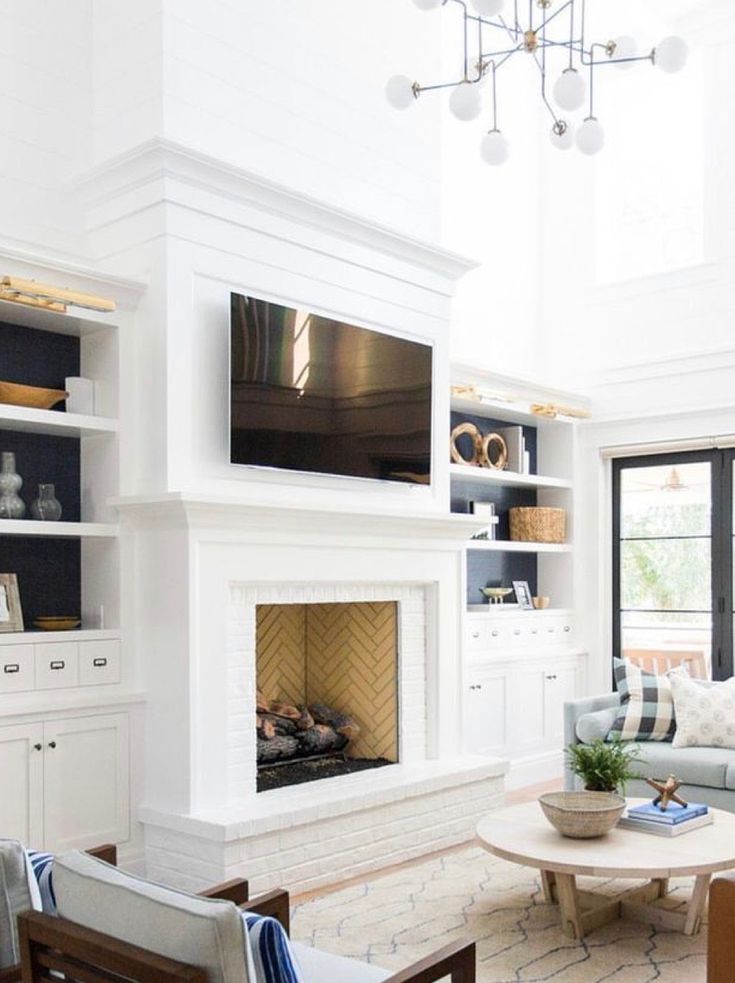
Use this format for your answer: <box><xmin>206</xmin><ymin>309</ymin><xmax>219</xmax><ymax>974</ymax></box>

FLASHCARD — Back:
<box><xmin>512</xmin><ymin>580</ymin><xmax>534</xmax><ymax>611</ymax></box>
<box><xmin>0</xmin><ymin>574</ymin><xmax>24</xmax><ymax>632</ymax></box>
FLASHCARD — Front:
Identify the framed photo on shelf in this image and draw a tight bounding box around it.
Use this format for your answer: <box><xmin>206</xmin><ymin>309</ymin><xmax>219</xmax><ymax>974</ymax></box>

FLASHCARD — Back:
<box><xmin>0</xmin><ymin>574</ymin><xmax>23</xmax><ymax>632</ymax></box>
<box><xmin>512</xmin><ymin>580</ymin><xmax>534</xmax><ymax>611</ymax></box>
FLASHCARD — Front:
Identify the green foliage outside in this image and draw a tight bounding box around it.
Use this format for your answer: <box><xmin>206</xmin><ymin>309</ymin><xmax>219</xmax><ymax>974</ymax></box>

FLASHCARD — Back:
<box><xmin>621</xmin><ymin>501</ymin><xmax>710</xmax><ymax>613</ymax></box>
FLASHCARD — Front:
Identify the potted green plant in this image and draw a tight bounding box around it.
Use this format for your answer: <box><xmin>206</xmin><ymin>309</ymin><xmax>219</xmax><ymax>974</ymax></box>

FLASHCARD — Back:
<box><xmin>566</xmin><ymin>738</ymin><xmax>640</xmax><ymax>794</ymax></box>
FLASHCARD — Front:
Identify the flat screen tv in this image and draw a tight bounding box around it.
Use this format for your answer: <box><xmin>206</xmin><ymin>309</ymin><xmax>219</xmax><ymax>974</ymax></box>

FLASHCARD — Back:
<box><xmin>230</xmin><ymin>293</ymin><xmax>433</xmax><ymax>484</ymax></box>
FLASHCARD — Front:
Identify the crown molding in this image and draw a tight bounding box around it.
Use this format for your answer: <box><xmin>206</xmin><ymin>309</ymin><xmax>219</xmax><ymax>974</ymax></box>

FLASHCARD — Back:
<box><xmin>75</xmin><ymin>139</ymin><xmax>478</xmax><ymax>284</ymax></box>
<box><xmin>0</xmin><ymin>242</ymin><xmax>147</xmax><ymax>310</ymax></box>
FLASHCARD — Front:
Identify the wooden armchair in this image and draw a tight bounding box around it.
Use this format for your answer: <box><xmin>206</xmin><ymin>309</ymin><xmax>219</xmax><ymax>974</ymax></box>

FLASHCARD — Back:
<box><xmin>0</xmin><ymin>843</ymin><xmax>118</xmax><ymax>983</ymax></box>
<box><xmin>16</xmin><ymin>852</ymin><xmax>476</xmax><ymax>983</ymax></box>
<box><xmin>708</xmin><ymin>874</ymin><xmax>735</xmax><ymax>982</ymax></box>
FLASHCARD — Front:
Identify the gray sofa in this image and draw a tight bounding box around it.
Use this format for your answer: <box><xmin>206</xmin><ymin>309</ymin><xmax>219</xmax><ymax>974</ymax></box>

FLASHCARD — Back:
<box><xmin>564</xmin><ymin>693</ymin><xmax>735</xmax><ymax>813</ymax></box>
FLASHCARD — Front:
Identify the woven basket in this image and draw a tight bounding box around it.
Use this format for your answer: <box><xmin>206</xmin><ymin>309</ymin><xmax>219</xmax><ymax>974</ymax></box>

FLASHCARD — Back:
<box><xmin>539</xmin><ymin>791</ymin><xmax>626</xmax><ymax>839</ymax></box>
<box><xmin>509</xmin><ymin>506</ymin><xmax>566</xmax><ymax>544</ymax></box>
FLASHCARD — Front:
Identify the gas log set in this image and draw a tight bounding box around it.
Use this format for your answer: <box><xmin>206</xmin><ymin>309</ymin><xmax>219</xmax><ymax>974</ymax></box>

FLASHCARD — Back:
<box><xmin>256</xmin><ymin>690</ymin><xmax>361</xmax><ymax>766</ymax></box>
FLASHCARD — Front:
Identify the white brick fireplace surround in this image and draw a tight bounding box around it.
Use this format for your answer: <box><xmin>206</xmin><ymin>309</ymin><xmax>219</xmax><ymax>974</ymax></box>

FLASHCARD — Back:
<box><xmin>121</xmin><ymin>497</ymin><xmax>506</xmax><ymax>895</ymax></box>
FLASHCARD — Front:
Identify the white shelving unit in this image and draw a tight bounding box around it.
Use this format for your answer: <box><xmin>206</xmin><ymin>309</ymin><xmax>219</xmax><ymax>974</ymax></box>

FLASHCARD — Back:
<box><xmin>466</xmin><ymin>539</ymin><xmax>572</xmax><ymax>554</ymax></box>
<box><xmin>449</xmin><ymin>463</ymin><xmax>571</xmax><ymax>490</ymax></box>
<box><xmin>0</xmin><ymin>404</ymin><xmax>118</xmax><ymax>438</ymax></box>
<box><xmin>0</xmin><ymin>296</ymin><xmax>121</xmax><ymax>645</ymax></box>
<box><xmin>452</xmin><ymin>367</ymin><xmax>585</xmax><ymax>788</ymax></box>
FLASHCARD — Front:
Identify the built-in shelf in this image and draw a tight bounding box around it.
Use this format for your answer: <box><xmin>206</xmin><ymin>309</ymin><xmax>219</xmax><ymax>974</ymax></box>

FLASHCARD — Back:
<box><xmin>0</xmin><ymin>628</ymin><xmax>120</xmax><ymax>645</ymax></box>
<box><xmin>449</xmin><ymin>463</ymin><xmax>571</xmax><ymax>490</ymax></box>
<box><xmin>466</xmin><ymin>539</ymin><xmax>572</xmax><ymax>554</ymax></box>
<box><xmin>451</xmin><ymin>394</ymin><xmax>574</xmax><ymax>427</ymax></box>
<box><xmin>467</xmin><ymin>605</ymin><xmax>573</xmax><ymax>615</ymax></box>
<box><xmin>0</xmin><ymin>519</ymin><xmax>118</xmax><ymax>538</ymax></box>
<box><xmin>0</xmin><ymin>404</ymin><xmax>118</xmax><ymax>438</ymax></box>
<box><xmin>0</xmin><ymin>298</ymin><xmax>115</xmax><ymax>337</ymax></box>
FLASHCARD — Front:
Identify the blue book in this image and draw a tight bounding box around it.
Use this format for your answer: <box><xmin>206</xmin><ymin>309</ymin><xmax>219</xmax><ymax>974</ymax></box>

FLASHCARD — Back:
<box><xmin>627</xmin><ymin>802</ymin><xmax>708</xmax><ymax>825</ymax></box>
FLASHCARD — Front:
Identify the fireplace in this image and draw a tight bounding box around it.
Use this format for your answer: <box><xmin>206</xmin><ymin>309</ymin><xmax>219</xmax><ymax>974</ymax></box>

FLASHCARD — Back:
<box><xmin>255</xmin><ymin>600</ymin><xmax>399</xmax><ymax>790</ymax></box>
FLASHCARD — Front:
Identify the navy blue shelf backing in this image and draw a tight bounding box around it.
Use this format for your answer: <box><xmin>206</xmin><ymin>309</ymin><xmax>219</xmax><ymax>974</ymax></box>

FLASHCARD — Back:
<box><xmin>0</xmin><ymin>320</ymin><xmax>82</xmax><ymax>624</ymax></box>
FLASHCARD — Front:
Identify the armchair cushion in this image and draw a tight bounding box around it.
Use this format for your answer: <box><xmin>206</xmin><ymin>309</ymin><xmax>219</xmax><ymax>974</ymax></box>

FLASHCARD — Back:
<box><xmin>0</xmin><ymin>840</ymin><xmax>37</xmax><ymax>968</ymax></box>
<box><xmin>291</xmin><ymin>942</ymin><xmax>391</xmax><ymax>982</ymax></box>
<box><xmin>54</xmin><ymin>850</ymin><xmax>253</xmax><ymax>983</ymax></box>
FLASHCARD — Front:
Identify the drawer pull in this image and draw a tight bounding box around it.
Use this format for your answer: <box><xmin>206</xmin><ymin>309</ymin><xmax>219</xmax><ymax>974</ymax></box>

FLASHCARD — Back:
<box><xmin>3</xmin><ymin>664</ymin><xmax>20</xmax><ymax>674</ymax></box>
<box><xmin>513</xmin><ymin>629</ymin><xmax>521</xmax><ymax>636</ymax></box>
<box><xmin>564</xmin><ymin>626</ymin><xmax>571</xmax><ymax>632</ymax></box>
<box><xmin>491</xmin><ymin>630</ymin><xmax>499</xmax><ymax>637</ymax></box>
<box><xmin>50</xmin><ymin>660</ymin><xmax>65</xmax><ymax>670</ymax></box>
<box><xmin>546</xmin><ymin>674</ymin><xmax>557</xmax><ymax>680</ymax></box>
<box><xmin>93</xmin><ymin>657</ymin><xmax>108</xmax><ymax>668</ymax></box>
<box><xmin>471</xmin><ymin>631</ymin><xmax>480</xmax><ymax>639</ymax></box>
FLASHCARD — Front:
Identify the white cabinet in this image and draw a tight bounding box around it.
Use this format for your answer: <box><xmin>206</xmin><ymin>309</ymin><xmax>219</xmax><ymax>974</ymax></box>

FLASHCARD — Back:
<box><xmin>0</xmin><ymin>723</ymin><xmax>44</xmax><ymax>844</ymax></box>
<box><xmin>543</xmin><ymin>664</ymin><xmax>579</xmax><ymax>745</ymax></box>
<box><xmin>0</xmin><ymin>637</ymin><xmax>121</xmax><ymax>693</ymax></box>
<box><xmin>465</xmin><ymin>668</ymin><xmax>508</xmax><ymax>756</ymax></box>
<box><xmin>0</xmin><ymin>712</ymin><xmax>129</xmax><ymax>851</ymax></box>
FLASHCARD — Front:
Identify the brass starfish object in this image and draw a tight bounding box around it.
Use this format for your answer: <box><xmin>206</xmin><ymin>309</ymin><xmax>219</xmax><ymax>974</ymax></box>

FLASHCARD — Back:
<box><xmin>646</xmin><ymin>775</ymin><xmax>688</xmax><ymax>811</ymax></box>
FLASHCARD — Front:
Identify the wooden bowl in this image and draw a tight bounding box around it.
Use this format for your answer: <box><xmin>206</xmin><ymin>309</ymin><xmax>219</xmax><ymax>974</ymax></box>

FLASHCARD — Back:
<box><xmin>0</xmin><ymin>380</ymin><xmax>68</xmax><ymax>410</ymax></box>
<box><xmin>532</xmin><ymin>596</ymin><xmax>551</xmax><ymax>610</ymax></box>
<box><xmin>539</xmin><ymin>791</ymin><xmax>626</xmax><ymax>839</ymax></box>
<box><xmin>33</xmin><ymin>617</ymin><xmax>81</xmax><ymax>631</ymax></box>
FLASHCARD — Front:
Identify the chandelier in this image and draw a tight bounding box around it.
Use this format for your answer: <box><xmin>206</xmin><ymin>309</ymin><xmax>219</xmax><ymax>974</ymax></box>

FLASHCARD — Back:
<box><xmin>386</xmin><ymin>0</ymin><xmax>688</xmax><ymax>164</ymax></box>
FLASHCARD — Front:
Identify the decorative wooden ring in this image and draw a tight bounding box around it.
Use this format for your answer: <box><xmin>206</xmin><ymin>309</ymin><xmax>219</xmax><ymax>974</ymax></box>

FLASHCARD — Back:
<box><xmin>450</xmin><ymin>422</ymin><xmax>483</xmax><ymax>466</ymax></box>
<box><xmin>481</xmin><ymin>432</ymin><xmax>508</xmax><ymax>470</ymax></box>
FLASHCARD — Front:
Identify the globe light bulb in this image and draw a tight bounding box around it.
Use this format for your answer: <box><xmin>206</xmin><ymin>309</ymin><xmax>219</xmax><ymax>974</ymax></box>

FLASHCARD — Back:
<box><xmin>608</xmin><ymin>35</ymin><xmax>638</xmax><ymax>70</ymax></box>
<box><xmin>471</xmin><ymin>0</ymin><xmax>505</xmax><ymax>17</ymax></box>
<box><xmin>553</xmin><ymin>69</ymin><xmax>586</xmax><ymax>112</ymax></box>
<box><xmin>449</xmin><ymin>82</ymin><xmax>482</xmax><ymax>122</ymax></box>
<box><xmin>654</xmin><ymin>35</ymin><xmax>688</xmax><ymax>74</ymax></box>
<box><xmin>412</xmin><ymin>0</ymin><xmax>443</xmax><ymax>9</ymax></box>
<box><xmin>480</xmin><ymin>130</ymin><xmax>509</xmax><ymax>166</ymax></box>
<box><xmin>550</xmin><ymin>120</ymin><xmax>574</xmax><ymax>151</ymax></box>
<box><xmin>575</xmin><ymin>117</ymin><xmax>605</xmax><ymax>156</ymax></box>
<box><xmin>386</xmin><ymin>75</ymin><xmax>417</xmax><ymax>110</ymax></box>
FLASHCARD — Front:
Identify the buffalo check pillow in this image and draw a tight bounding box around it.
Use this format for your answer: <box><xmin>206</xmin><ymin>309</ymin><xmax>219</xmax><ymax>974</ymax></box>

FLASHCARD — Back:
<box><xmin>608</xmin><ymin>660</ymin><xmax>684</xmax><ymax>742</ymax></box>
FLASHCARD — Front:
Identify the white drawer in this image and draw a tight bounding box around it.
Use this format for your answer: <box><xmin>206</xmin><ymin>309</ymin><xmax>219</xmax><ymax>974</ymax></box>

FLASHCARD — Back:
<box><xmin>466</xmin><ymin>622</ymin><xmax>487</xmax><ymax>650</ymax></box>
<box><xmin>78</xmin><ymin>640</ymin><xmax>120</xmax><ymax>686</ymax></box>
<box><xmin>35</xmin><ymin>642</ymin><xmax>79</xmax><ymax>689</ymax></box>
<box><xmin>0</xmin><ymin>645</ymin><xmax>35</xmax><ymax>693</ymax></box>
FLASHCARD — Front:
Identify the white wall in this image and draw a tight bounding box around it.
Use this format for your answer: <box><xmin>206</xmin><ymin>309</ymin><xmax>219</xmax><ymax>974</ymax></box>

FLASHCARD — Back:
<box><xmin>0</xmin><ymin>0</ymin><xmax>92</xmax><ymax>257</ymax></box>
<box><xmin>158</xmin><ymin>0</ymin><xmax>445</xmax><ymax>242</ymax></box>
<box><xmin>537</xmin><ymin>4</ymin><xmax>735</xmax><ymax>416</ymax></box>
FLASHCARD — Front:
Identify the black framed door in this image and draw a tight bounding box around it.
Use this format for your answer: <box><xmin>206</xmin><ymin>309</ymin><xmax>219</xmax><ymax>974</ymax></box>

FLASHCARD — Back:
<box><xmin>612</xmin><ymin>449</ymin><xmax>734</xmax><ymax>680</ymax></box>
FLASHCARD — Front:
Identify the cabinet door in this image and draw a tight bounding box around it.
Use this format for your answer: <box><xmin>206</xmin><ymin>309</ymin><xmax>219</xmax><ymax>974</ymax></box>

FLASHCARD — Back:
<box><xmin>465</xmin><ymin>670</ymin><xmax>508</xmax><ymax>755</ymax></box>
<box><xmin>0</xmin><ymin>723</ymin><xmax>44</xmax><ymax>845</ymax></box>
<box><xmin>543</xmin><ymin>665</ymin><xmax>580</xmax><ymax>746</ymax></box>
<box><xmin>509</xmin><ymin>665</ymin><xmax>546</xmax><ymax>753</ymax></box>
<box><xmin>43</xmin><ymin>713</ymin><xmax>129</xmax><ymax>852</ymax></box>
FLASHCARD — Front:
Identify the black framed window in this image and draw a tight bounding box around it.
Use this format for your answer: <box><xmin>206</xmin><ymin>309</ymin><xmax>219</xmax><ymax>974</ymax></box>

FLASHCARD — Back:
<box><xmin>612</xmin><ymin>449</ymin><xmax>734</xmax><ymax>681</ymax></box>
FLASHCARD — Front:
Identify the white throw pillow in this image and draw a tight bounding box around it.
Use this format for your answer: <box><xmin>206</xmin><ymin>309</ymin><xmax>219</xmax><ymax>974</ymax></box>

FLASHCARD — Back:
<box><xmin>670</xmin><ymin>674</ymin><xmax>735</xmax><ymax>749</ymax></box>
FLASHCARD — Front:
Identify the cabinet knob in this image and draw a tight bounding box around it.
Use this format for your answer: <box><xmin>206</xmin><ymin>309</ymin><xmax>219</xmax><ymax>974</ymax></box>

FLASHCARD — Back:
<box><xmin>48</xmin><ymin>741</ymin><xmax>57</xmax><ymax>749</ymax></box>
<box><xmin>33</xmin><ymin>743</ymin><xmax>42</xmax><ymax>751</ymax></box>
<box><xmin>546</xmin><ymin>674</ymin><xmax>557</xmax><ymax>680</ymax></box>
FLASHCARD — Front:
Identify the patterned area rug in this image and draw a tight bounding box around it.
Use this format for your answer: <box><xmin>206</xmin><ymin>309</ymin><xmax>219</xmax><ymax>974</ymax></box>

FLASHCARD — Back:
<box><xmin>291</xmin><ymin>845</ymin><xmax>707</xmax><ymax>982</ymax></box>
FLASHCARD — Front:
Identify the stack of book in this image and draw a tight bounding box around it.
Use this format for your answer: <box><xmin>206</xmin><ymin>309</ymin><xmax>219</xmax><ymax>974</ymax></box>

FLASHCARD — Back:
<box><xmin>618</xmin><ymin>801</ymin><xmax>712</xmax><ymax>837</ymax></box>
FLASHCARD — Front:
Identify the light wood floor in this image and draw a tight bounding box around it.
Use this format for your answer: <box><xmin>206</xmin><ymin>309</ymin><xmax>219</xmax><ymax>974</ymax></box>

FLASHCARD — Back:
<box><xmin>292</xmin><ymin>776</ymin><xmax>563</xmax><ymax>903</ymax></box>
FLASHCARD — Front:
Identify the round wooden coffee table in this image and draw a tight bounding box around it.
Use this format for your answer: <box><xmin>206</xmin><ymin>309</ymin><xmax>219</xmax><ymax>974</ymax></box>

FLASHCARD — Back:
<box><xmin>477</xmin><ymin>799</ymin><xmax>735</xmax><ymax>940</ymax></box>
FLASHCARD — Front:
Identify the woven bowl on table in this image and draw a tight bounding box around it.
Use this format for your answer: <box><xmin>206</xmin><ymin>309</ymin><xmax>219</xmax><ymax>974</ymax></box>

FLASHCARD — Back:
<box><xmin>539</xmin><ymin>791</ymin><xmax>626</xmax><ymax>839</ymax></box>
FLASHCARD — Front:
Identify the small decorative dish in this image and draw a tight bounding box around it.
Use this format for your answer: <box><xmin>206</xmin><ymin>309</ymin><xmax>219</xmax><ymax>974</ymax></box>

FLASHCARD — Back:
<box><xmin>539</xmin><ymin>791</ymin><xmax>626</xmax><ymax>839</ymax></box>
<box><xmin>479</xmin><ymin>587</ymin><xmax>514</xmax><ymax>604</ymax></box>
<box><xmin>532</xmin><ymin>596</ymin><xmax>551</xmax><ymax>610</ymax></box>
<box><xmin>33</xmin><ymin>616</ymin><xmax>81</xmax><ymax>631</ymax></box>
<box><xmin>0</xmin><ymin>380</ymin><xmax>68</xmax><ymax>410</ymax></box>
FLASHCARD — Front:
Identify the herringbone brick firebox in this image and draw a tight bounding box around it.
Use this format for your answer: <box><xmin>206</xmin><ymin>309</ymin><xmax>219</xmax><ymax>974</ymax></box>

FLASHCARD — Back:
<box><xmin>256</xmin><ymin>601</ymin><xmax>399</xmax><ymax>761</ymax></box>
